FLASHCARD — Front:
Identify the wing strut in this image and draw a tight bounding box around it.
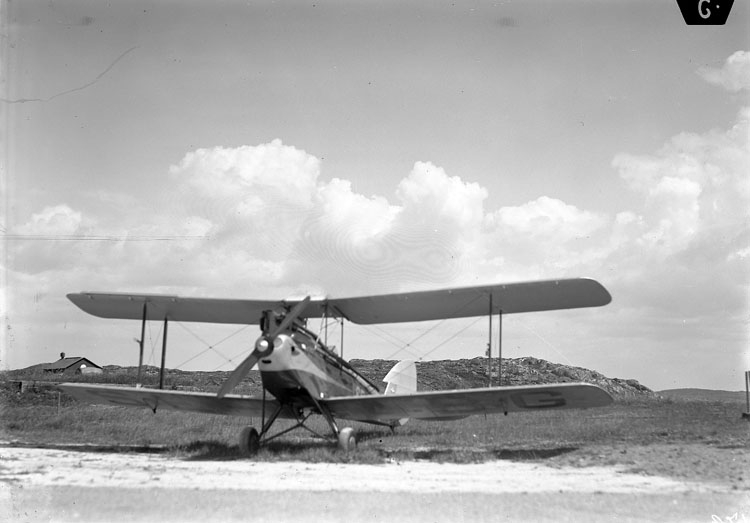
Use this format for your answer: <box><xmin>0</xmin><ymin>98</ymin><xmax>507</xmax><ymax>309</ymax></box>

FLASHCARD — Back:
<box><xmin>320</xmin><ymin>303</ymin><xmax>346</xmax><ymax>359</ymax></box>
<box><xmin>487</xmin><ymin>293</ymin><xmax>493</xmax><ymax>387</ymax></box>
<box><xmin>137</xmin><ymin>301</ymin><xmax>147</xmax><ymax>386</ymax></box>
<box><xmin>159</xmin><ymin>317</ymin><xmax>169</xmax><ymax>390</ymax></box>
<box><xmin>132</xmin><ymin>303</ymin><xmax>169</xmax><ymax>390</ymax></box>
<box><xmin>498</xmin><ymin>311</ymin><xmax>503</xmax><ymax>386</ymax></box>
<box><xmin>485</xmin><ymin>294</ymin><xmax>503</xmax><ymax>387</ymax></box>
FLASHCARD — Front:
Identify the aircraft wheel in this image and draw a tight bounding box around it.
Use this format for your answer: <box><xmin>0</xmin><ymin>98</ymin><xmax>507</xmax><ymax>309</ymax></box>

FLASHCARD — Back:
<box><xmin>337</xmin><ymin>427</ymin><xmax>357</xmax><ymax>452</ymax></box>
<box><xmin>239</xmin><ymin>427</ymin><xmax>260</xmax><ymax>457</ymax></box>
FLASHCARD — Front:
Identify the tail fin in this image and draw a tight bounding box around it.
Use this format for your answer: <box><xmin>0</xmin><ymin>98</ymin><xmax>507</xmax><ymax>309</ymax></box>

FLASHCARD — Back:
<box><xmin>383</xmin><ymin>360</ymin><xmax>417</xmax><ymax>426</ymax></box>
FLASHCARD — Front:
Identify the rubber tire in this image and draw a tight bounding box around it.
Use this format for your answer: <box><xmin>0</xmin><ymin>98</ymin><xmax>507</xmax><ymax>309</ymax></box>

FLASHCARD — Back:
<box><xmin>337</xmin><ymin>427</ymin><xmax>357</xmax><ymax>452</ymax></box>
<box><xmin>239</xmin><ymin>427</ymin><xmax>260</xmax><ymax>457</ymax></box>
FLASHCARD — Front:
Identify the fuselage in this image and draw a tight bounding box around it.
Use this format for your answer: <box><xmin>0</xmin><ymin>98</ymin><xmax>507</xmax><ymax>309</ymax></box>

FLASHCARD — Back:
<box><xmin>257</xmin><ymin>332</ymin><xmax>379</xmax><ymax>409</ymax></box>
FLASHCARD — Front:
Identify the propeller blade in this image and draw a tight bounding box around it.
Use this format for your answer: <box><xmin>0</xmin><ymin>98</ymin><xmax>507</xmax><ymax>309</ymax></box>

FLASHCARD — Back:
<box><xmin>269</xmin><ymin>296</ymin><xmax>311</xmax><ymax>338</ymax></box>
<box><xmin>217</xmin><ymin>349</ymin><xmax>261</xmax><ymax>398</ymax></box>
<box><xmin>217</xmin><ymin>296</ymin><xmax>310</xmax><ymax>398</ymax></box>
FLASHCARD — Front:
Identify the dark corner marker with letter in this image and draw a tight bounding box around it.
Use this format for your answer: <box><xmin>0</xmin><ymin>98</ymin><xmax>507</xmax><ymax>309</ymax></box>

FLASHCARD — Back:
<box><xmin>675</xmin><ymin>0</ymin><xmax>735</xmax><ymax>25</ymax></box>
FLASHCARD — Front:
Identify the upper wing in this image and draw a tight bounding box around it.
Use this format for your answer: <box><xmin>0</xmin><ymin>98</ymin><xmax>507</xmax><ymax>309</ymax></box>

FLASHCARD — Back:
<box><xmin>323</xmin><ymin>382</ymin><xmax>613</xmax><ymax>421</ymax></box>
<box><xmin>326</xmin><ymin>278</ymin><xmax>611</xmax><ymax>324</ymax></box>
<box><xmin>68</xmin><ymin>278</ymin><xmax>610</xmax><ymax>325</ymax></box>
<box><xmin>66</xmin><ymin>293</ymin><xmax>279</xmax><ymax>324</ymax></box>
<box><xmin>58</xmin><ymin>383</ymin><xmax>296</xmax><ymax>418</ymax></box>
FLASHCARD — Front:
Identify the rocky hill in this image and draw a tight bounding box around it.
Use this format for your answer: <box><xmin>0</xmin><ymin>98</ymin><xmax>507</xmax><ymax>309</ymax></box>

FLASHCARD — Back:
<box><xmin>351</xmin><ymin>357</ymin><xmax>653</xmax><ymax>398</ymax></box>
<box><xmin>4</xmin><ymin>357</ymin><xmax>653</xmax><ymax>399</ymax></box>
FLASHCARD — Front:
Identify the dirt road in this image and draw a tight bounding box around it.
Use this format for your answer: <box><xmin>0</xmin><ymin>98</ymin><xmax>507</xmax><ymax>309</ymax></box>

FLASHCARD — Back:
<box><xmin>1</xmin><ymin>445</ymin><xmax>747</xmax><ymax>522</ymax></box>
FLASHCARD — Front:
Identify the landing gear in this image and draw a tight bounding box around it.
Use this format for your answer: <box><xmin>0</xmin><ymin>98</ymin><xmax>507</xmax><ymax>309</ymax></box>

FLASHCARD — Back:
<box><xmin>239</xmin><ymin>426</ymin><xmax>260</xmax><ymax>457</ymax></box>
<box><xmin>337</xmin><ymin>427</ymin><xmax>357</xmax><ymax>452</ymax></box>
<box><xmin>238</xmin><ymin>410</ymin><xmax>357</xmax><ymax>456</ymax></box>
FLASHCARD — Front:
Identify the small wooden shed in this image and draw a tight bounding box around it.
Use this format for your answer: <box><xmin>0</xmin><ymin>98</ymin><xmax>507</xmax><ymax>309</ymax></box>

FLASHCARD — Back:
<box><xmin>42</xmin><ymin>353</ymin><xmax>103</xmax><ymax>375</ymax></box>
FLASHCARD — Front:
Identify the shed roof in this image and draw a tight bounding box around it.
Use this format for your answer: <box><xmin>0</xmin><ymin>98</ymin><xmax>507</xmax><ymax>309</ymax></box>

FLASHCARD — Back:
<box><xmin>42</xmin><ymin>357</ymin><xmax>102</xmax><ymax>371</ymax></box>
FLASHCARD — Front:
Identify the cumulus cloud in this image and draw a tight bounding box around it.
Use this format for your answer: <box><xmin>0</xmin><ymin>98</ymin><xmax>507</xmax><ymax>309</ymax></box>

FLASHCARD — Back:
<box><xmin>475</xmin><ymin>197</ymin><xmax>608</xmax><ymax>280</ymax></box>
<box><xmin>11</xmin><ymin>87</ymin><xmax>748</xmax><ymax>306</ymax></box>
<box><xmin>7</xmin><ymin>47</ymin><xmax>748</xmax><ymax>384</ymax></box>
<box><xmin>608</xmin><ymin>94</ymin><xmax>749</xmax><ymax>320</ymax></box>
<box><xmin>487</xmin><ymin>196</ymin><xmax>605</xmax><ymax>241</ymax></box>
<box><xmin>154</xmin><ymin>142</ymin><xmax>490</xmax><ymax>295</ymax></box>
<box><xmin>396</xmin><ymin>162</ymin><xmax>487</xmax><ymax>230</ymax></box>
<box><xmin>290</xmin><ymin>161</ymin><xmax>487</xmax><ymax>293</ymax></box>
<box><xmin>698</xmin><ymin>50</ymin><xmax>750</xmax><ymax>92</ymax></box>
<box><xmin>613</xmin><ymin>105</ymin><xmax>749</xmax><ymax>259</ymax></box>
<box><xmin>16</xmin><ymin>108</ymin><xmax>744</xmax><ymax>302</ymax></box>
<box><xmin>9</xmin><ymin>147</ymin><xmax>498</xmax><ymax>300</ymax></box>
<box><xmin>169</xmin><ymin>139</ymin><xmax>318</xmax><ymax>260</ymax></box>
<box><xmin>10</xmin><ymin>205</ymin><xmax>89</xmax><ymax>275</ymax></box>
<box><xmin>16</xmin><ymin>204</ymin><xmax>83</xmax><ymax>236</ymax></box>
<box><xmin>170</xmin><ymin>139</ymin><xmax>319</xmax><ymax>205</ymax></box>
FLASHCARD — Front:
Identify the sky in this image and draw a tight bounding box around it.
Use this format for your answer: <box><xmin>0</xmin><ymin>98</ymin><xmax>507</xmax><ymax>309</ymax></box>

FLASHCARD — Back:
<box><xmin>1</xmin><ymin>0</ymin><xmax>748</xmax><ymax>392</ymax></box>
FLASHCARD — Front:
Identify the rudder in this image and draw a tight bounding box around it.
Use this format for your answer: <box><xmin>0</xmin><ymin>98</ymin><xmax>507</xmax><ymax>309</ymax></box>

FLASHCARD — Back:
<box><xmin>383</xmin><ymin>360</ymin><xmax>417</xmax><ymax>426</ymax></box>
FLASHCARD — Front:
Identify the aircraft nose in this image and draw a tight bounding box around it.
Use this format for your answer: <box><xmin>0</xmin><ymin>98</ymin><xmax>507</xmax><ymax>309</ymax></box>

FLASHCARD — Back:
<box><xmin>254</xmin><ymin>336</ymin><xmax>273</xmax><ymax>356</ymax></box>
<box><xmin>256</xmin><ymin>334</ymin><xmax>295</xmax><ymax>358</ymax></box>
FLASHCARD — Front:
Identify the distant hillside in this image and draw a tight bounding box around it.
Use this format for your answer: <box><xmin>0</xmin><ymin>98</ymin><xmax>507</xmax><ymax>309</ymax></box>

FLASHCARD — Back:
<box><xmin>4</xmin><ymin>356</ymin><xmax>653</xmax><ymax>399</ymax></box>
<box><xmin>351</xmin><ymin>357</ymin><xmax>653</xmax><ymax>398</ymax></box>
<box><xmin>658</xmin><ymin>388</ymin><xmax>747</xmax><ymax>402</ymax></box>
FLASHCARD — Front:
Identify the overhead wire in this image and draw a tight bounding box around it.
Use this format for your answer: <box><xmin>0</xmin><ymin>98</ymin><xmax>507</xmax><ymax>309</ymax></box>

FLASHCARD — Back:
<box><xmin>1</xmin><ymin>233</ymin><xmax>208</xmax><ymax>241</ymax></box>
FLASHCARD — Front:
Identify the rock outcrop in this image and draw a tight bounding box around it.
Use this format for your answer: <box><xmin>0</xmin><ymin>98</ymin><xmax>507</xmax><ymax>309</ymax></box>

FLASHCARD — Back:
<box><xmin>351</xmin><ymin>357</ymin><xmax>653</xmax><ymax>398</ymax></box>
<box><xmin>4</xmin><ymin>357</ymin><xmax>652</xmax><ymax>399</ymax></box>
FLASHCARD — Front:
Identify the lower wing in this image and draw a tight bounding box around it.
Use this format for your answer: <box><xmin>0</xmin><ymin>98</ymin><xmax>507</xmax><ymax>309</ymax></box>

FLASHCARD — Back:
<box><xmin>58</xmin><ymin>383</ymin><xmax>296</xmax><ymax>418</ymax></box>
<box><xmin>323</xmin><ymin>382</ymin><xmax>613</xmax><ymax>421</ymax></box>
<box><xmin>59</xmin><ymin>382</ymin><xmax>612</xmax><ymax>423</ymax></box>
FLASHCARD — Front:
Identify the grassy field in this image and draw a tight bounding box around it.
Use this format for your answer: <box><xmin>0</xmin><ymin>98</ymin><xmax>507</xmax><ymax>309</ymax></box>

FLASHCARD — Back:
<box><xmin>2</xmin><ymin>384</ymin><xmax>747</xmax><ymax>467</ymax></box>
<box><xmin>659</xmin><ymin>388</ymin><xmax>748</xmax><ymax>403</ymax></box>
<box><xmin>2</xmin><ymin>362</ymin><xmax>748</xmax><ymax>489</ymax></box>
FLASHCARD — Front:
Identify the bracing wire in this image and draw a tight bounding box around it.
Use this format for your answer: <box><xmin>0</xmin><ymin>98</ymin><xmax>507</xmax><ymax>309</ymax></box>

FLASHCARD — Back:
<box><xmin>173</xmin><ymin>321</ymin><xmax>252</xmax><ymax>369</ymax></box>
<box><xmin>416</xmin><ymin>316</ymin><xmax>485</xmax><ymax>360</ymax></box>
<box><xmin>147</xmin><ymin>321</ymin><xmax>161</xmax><ymax>367</ymax></box>
<box><xmin>382</xmin><ymin>293</ymin><xmax>486</xmax><ymax>360</ymax></box>
<box><xmin>357</xmin><ymin>323</ymin><xmax>410</xmax><ymax>351</ymax></box>
<box><xmin>510</xmin><ymin>316</ymin><xmax>574</xmax><ymax>365</ymax></box>
<box><xmin>367</xmin><ymin>323</ymin><xmax>411</xmax><ymax>349</ymax></box>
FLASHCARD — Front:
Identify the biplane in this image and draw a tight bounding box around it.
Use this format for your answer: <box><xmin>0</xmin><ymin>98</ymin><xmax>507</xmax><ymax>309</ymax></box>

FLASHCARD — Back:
<box><xmin>60</xmin><ymin>278</ymin><xmax>613</xmax><ymax>455</ymax></box>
